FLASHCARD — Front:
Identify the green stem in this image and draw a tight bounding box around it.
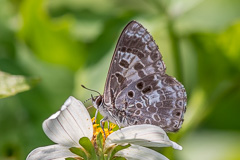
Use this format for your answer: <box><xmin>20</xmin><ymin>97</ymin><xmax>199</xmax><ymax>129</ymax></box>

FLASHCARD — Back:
<box><xmin>150</xmin><ymin>0</ymin><xmax>183</xmax><ymax>82</ymax></box>
<box><xmin>167</xmin><ymin>20</ymin><xmax>183</xmax><ymax>82</ymax></box>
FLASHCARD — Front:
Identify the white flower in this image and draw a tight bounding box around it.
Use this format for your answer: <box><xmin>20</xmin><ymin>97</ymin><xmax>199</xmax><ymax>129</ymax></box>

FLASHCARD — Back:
<box><xmin>27</xmin><ymin>96</ymin><xmax>182</xmax><ymax>160</ymax></box>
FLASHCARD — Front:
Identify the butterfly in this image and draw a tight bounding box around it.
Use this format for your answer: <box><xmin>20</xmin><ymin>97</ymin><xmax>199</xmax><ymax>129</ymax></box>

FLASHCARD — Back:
<box><xmin>91</xmin><ymin>20</ymin><xmax>187</xmax><ymax>132</ymax></box>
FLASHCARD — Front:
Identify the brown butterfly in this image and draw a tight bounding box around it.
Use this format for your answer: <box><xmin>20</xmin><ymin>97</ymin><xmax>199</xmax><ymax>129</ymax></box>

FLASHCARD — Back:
<box><xmin>90</xmin><ymin>20</ymin><xmax>187</xmax><ymax>132</ymax></box>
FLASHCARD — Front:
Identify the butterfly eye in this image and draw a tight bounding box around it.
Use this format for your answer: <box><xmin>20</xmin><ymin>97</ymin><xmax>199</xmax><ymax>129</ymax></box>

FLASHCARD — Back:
<box><xmin>96</xmin><ymin>96</ymin><xmax>102</xmax><ymax>106</ymax></box>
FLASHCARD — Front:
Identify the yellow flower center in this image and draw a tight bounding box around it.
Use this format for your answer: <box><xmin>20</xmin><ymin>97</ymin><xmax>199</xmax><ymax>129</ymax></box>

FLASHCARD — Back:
<box><xmin>91</xmin><ymin>117</ymin><xmax>116</xmax><ymax>142</ymax></box>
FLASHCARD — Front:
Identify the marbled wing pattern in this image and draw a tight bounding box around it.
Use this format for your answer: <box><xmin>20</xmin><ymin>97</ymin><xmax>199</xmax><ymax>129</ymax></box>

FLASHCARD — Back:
<box><xmin>115</xmin><ymin>74</ymin><xmax>186</xmax><ymax>132</ymax></box>
<box><xmin>102</xmin><ymin>21</ymin><xmax>187</xmax><ymax>132</ymax></box>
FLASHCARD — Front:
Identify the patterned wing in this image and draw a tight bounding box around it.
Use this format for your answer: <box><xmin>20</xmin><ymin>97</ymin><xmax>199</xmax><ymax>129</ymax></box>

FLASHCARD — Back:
<box><xmin>114</xmin><ymin>74</ymin><xmax>187</xmax><ymax>132</ymax></box>
<box><xmin>103</xmin><ymin>21</ymin><xmax>187</xmax><ymax>132</ymax></box>
<box><xmin>103</xmin><ymin>21</ymin><xmax>166</xmax><ymax>106</ymax></box>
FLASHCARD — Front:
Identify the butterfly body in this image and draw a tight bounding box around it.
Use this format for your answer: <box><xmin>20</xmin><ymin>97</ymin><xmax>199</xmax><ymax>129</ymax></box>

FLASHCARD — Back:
<box><xmin>92</xmin><ymin>21</ymin><xmax>187</xmax><ymax>132</ymax></box>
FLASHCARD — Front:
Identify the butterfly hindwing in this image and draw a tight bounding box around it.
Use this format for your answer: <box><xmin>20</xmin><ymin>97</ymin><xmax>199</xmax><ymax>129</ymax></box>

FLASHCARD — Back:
<box><xmin>114</xmin><ymin>74</ymin><xmax>186</xmax><ymax>132</ymax></box>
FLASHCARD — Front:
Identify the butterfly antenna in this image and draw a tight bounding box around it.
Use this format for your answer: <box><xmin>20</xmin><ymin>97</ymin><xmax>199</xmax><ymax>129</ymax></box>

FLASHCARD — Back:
<box><xmin>81</xmin><ymin>85</ymin><xmax>101</xmax><ymax>97</ymax></box>
<box><xmin>83</xmin><ymin>97</ymin><xmax>92</xmax><ymax>104</ymax></box>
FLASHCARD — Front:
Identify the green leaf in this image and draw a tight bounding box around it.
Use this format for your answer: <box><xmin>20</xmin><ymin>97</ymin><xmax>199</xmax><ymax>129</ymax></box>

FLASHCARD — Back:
<box><xmin>217</xmin><ymin>22</ymin><xmax>240</xmax><ymax>71</ymax></box>
<box><xmin>108</xmin><ymin>144</ymin><xmax>131</xmax><ymax>160</ymax></box>
<box><xmin>19</xmin><ymin>0</ymin><xmax>86</xmax><ymax>71</ymax></box>
<box><xmin>175</xmin><ymin>0</ymin><xmax>240</xmax><ymax>33</ymax></box>
<box><xmin>0</xmin><ymin>71</ymin><xmax>40</xmax><ymax>99</ymax></box>
<box><xmin>70</xmin><ymin>147</ymin><xmax>87</xmax><ymax>160</ymax></box>
<box><xmin>79</xmin><ymin>137</ymin><xmax>97</xmax><ymax>160</ymax></box>
<box><xmin>96</xmin><ymin>132</ymin><xmax>104</xmax><ymax>159</ymax></box>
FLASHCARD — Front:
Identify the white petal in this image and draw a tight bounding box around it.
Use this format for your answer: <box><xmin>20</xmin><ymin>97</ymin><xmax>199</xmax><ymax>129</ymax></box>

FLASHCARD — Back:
<box><xmin>115</xmin><ymin>145</ymin><xmax>169</xmax><ymax>160</ymax></box>
<box><xmin>171</xmin><ymin>141</ymin><xmax>183</xmax><ymax>150</ymax></box>
<box><xmin>26</xmin><ymin>144</ymin><xmax>77</xmax><ymax>160</ymax></box>
<box><xmin>43</xmin><ymin>96</ymin><xmax>93</xmax><ymax>147</ymax></box>
<box><xmin>105</xmin><ymin>124</ymin><xmax>182</xmax><ymax>150</ymax></box>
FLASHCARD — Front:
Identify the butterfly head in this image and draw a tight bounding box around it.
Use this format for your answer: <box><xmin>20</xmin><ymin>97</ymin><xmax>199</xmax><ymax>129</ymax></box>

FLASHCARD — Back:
<box><xmin>81</xmin><ymin>85</ymin><xmax>104</xmax><ymax>109</ymax></box>
<box><xmin>92</xmin><ymin>95</ymin><xmax>103</xmax><ymax>109</ymax></box>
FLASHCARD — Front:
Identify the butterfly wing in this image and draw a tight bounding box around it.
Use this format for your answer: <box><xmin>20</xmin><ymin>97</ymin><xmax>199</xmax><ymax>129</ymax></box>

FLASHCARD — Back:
<box><xmin>103</xmin><ymin>21</ymin><xmax>186</xmax><ymax>132</ymax></box>
<box><xmin>103</xmin><ymin>21</ymin><xmax>166</xmax><ymax>106</ymax></box>
<box><xmin>114</xmin><ymin>74</ymin><xmax>187</xmax><ymax>132</ymax></box>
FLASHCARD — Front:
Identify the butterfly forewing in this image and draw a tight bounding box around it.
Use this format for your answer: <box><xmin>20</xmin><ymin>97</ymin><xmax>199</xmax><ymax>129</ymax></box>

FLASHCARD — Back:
<box><xmin>102</xmin><ymin>21</ymin><xmax>186</xmax><ymax>132</ymax></box>
<box><xmin>104</xmin><ymin>21</ymin><xmax>166</xmax><ymax>104</ymax></box>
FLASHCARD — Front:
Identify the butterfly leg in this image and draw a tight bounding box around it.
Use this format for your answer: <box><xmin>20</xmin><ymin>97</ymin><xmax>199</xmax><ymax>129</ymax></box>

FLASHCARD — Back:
<box><xmin>115</xmin><ymin>119</ymin><xmax>122</xmax><ymax>130</ymax></box>
<box><xmin>92</xmin><ymin>109</ymin><xmax>99</xmax><ymax>124</ymax></box>
<box><xmin>100</xmin><ymin>116</ymin><xmax>108</xmax><ymax>138</ymax></box>
<box><xmin>107</xmin><ymin>121</ymin><xmax>110</xmax><ymax>131</ymax></box>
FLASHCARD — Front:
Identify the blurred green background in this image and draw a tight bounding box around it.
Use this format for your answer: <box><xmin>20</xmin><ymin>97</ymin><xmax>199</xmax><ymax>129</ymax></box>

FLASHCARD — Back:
<box><xmin>0</xmin><ymin>0</ymin><xmax>240</xmax><ymax>159</ymax></box>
